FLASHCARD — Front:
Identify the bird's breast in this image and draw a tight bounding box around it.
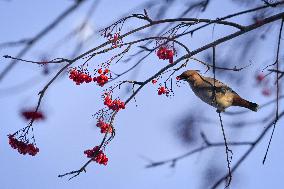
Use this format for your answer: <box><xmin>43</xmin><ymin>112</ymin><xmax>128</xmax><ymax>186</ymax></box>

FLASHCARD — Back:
<box><xmin>190</xmin><ymin>85</ymin><xmax>234</xmax><ymax>110</ymax></box>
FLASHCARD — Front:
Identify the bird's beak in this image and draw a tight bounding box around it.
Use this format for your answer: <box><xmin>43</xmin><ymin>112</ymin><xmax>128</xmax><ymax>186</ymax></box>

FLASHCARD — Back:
<box><xmin>178</xmin><ymin>74</ymin><xmax>187</xmax><ymax>81</ymax></box>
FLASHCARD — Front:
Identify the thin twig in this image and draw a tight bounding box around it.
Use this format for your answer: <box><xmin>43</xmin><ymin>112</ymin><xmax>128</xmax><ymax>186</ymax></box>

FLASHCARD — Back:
<box><xmin>0</xmin><ymin>1</ymin><xmax>86</xmax><ymax>82</ymax></box>
<box><xmin>262</xmin><ymin>18</ymin><xmax>283</xmax><ymax>164</ymax></box>
<box><xmin>218</xmin><ymin>112</ymin><xmax>233</xmax><ymax>188</ymax></box>
<box><xmin>211</xmin><ymin>111</ymin><xmax>284</xmax><ymax>189</ymax></box>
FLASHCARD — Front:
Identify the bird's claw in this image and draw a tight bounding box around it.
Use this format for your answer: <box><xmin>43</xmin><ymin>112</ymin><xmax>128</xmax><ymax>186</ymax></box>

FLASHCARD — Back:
<box><xmin>216</xmin><ymin>109</ymin><xmax>224</xmax><ymax>113</ymax></box>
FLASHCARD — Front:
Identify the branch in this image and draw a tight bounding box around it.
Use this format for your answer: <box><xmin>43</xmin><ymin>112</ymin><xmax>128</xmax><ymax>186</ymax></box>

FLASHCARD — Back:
<box><xmin>0</xmin><ymin>38</ymin><xmax>31</xmax><ymax>48</ymax></box>
<box><xmin>32</xmin><ymin>6</ymin><xmax>284</xmax><ymax>181</ymax></box>
<box><xmin>211</xmin><ymin>111</ymin><xmax>284</xmax><ymax>189</ymax></box>
<box><xmin>124</xmin><ymin>11</ymin><xmax>284</xmax><ymax>106</ymax></box>
<box><xmin>217</xmin><ymin>112</ymin><xmax>232</xmax><ymax>188</ymax></box>
<box><xmin>146</xmin><ymin>132</ymin><xmax>252</xmax><ymax>168</ymax></box>
<box><xmin>0</xmin><ymin>0</ymin><xmax>86</xmax><ymax>82</ymax></box>
<box><xmin>262</xmin><ymin>18</ymin><xmax>283</xmax><ymax>164</ymax></box>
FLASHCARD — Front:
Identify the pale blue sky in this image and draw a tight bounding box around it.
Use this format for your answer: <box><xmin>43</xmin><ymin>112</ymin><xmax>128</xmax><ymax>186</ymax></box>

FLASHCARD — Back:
<box><xmin>0</xmin><ymin>1</ymin><xmax>283</xmax><ymax>189</ymax></box>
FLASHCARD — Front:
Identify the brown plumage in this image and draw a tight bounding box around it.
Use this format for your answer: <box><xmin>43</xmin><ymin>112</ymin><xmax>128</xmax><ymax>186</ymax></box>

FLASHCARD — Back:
<box><xmin>178</xmin><ymin>70</ymin><xmax>259</xmax><ymax>112</ymax></box>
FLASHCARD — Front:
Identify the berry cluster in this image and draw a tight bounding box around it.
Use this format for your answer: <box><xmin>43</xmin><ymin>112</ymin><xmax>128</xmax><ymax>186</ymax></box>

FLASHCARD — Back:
<box><xmin>96</xmin><ymin>119</ymin><xmax>112</xmax><ymax>133</ymax></box>
<box><xmin>21</xmin><ymin>110</ymin><xmax>45</xmax><ymax>121</ymax></box>
<box><xmin>157</xmin><ymin>47</ymin><xmax>174</xmax><ymax>64</ymax></box>
<box><xmin>84</xmin><ymin>146</ymin><xmax>108</xmax><ymax>165</ymax></box>
<box><xmin>93</xmin><ymin>69</ymin><xmax>110</xmax><ymax>87</ymax></box>
<box><xmin>158</xmin><ymin>86</ymin><xmax>169</xmax><ymax>95</ymax></box>
<box><xmin>255</xmin><ymin>73</ymin><xmax>272</xmax><ymax>97</ymax></box>
<box><xmin>104</xmin><ymin>95</ymin><xmax>125</xmax><ymax>111</ymax></box>
<box><xmin>69</xmin><ymin>68</ymin><xmax>92</xmax><ymax>85</ymax></box>
<box><xmin>8</xmin><ymin>135</ymin><xmax>39</xmax><ymax>156</ymax></box>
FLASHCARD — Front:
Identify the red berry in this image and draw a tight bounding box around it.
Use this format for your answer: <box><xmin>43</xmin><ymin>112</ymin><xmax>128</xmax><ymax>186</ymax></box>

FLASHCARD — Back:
<box><xmin>156</xmin><ymin>47</ymin><xmax>174</xmax><ymax>63</ymax></box>
<box><xmin>104</xmin><ymin>69</ymin><xmax>109</xmax><ymax>74</ymax></box>
<box><xmin>21</xmin><ymin>110</ymin><xmax>45</xmax><ymax>121</ymax></box>
<box><xmin>157</xmin><ymin>86</ymin><xmax>168</xmax><ymax>95</ymax></box>
<box><xmin>84</xmin><ymin>146</ymin><xmax>109</xmax><ymax>165</ymax></box>
<box><xmin>256</xmin><ymin>73</ymin><xmax>265</xmax><ymax>83</ymax></box>
<box><xmin>8</xmin><ymin>135</ymin><xmax>39</xmax><ymax>156</ymax></box>
<box><xmin>104</xmin><ymin>95</ymin><xmax>125</xmax><ymax>111</ymax></box>
<box><xmin>262</xmin><ymin>88</ymin><xmax>271</xmax><ymax>96</ymax></box>
<box><xmin>166</xmin><ymin>49</ymin><xmax>174</xmax><ymax>58</ymax></box>
<box><xmin>96</xmin><ymin>120</ymin><xmax>112</xmax><ymax>133</ymax></box>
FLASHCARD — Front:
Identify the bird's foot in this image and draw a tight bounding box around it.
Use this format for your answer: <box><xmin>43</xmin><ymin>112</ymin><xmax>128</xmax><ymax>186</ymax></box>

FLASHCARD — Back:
<box><xmin>216</xmin><ymin>109</ymin><xmax>225</xmax><ymax>113</ymax></box>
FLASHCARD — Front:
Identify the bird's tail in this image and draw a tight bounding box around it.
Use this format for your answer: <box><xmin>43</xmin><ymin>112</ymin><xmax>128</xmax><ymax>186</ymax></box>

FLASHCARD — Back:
<box><xmin>232</xmin><ymin>96</ymin><xmax>259</xmax><ymax>112</ymax></box>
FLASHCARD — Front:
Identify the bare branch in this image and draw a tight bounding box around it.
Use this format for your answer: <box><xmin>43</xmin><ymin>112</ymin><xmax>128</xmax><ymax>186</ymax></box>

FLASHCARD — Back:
<box><xmin>0</xmin><ymin>0</ymin><xmax>86</xmax><ymax>82</ymax></box>
<box><xmin>211</xmin><ymin>111</ymin><xmax>284</xmax><ymax>189</ymax></box>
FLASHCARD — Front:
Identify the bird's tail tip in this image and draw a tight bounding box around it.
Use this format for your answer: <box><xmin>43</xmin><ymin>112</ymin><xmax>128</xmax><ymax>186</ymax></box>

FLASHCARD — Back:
<box><xmin>248</xmin><ymin>102</ymin><xmax>259</xmax><ymax>112</ymax></box>
<box><xmin>232</xmin><ymin>96</ymin><xmax>259</xmax><ymax>112</ymax></box>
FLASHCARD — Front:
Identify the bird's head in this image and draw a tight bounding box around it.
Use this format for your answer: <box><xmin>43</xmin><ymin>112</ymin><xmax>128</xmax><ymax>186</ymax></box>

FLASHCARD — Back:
<box><xmin>178</xmin><ymin>70</ymin><xmax>201</xmax><ymax>82</ymax></box>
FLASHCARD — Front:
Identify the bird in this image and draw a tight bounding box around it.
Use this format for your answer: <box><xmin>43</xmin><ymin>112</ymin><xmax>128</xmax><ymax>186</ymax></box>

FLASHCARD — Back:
<box><xmin>178</xmin><ymin>70</ymin><xmax>259</xmax><ymax>112</ymax></box>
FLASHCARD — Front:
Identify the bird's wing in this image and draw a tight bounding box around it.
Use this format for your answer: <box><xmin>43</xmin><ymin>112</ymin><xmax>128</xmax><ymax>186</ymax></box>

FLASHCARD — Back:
<box><xmin>202</xmin><ymin>76</ymin><xmax>227</xmax><ymax>87</ymax></box>
<box><xmin>201</xmin><ymin>76</ymin><xmax>237</xmax><ymax>94</ymax></box>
